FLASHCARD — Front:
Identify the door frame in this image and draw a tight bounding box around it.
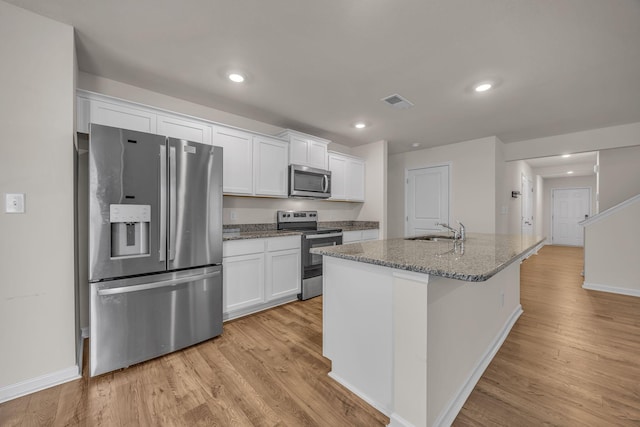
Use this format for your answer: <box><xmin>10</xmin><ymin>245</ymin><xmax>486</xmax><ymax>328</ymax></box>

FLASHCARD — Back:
<box><xmin>551</xmin><ymin>186</ymin><xmax>592</xmax><ymax>245</ymax></box>
<box><xmin>404</xmin><ymin>162</ymin><xmax>452</xmax><ymax>237</ymax></box>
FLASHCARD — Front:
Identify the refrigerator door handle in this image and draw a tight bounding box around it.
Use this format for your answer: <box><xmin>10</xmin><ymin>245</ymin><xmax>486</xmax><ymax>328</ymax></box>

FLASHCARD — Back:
<box><xmin>169</xmin><ymin>145</ymin><xmax>177</xmax><ymax>261</ymax></box>
<box><xmin>159</xmin><ymin>145</ymin><xmax>167</xmax><ymax>262</ymax></box>
<box><xmin>97</xmin><ymin>270</ymin><xmax>221</xmax><ymax>296</ymax></box>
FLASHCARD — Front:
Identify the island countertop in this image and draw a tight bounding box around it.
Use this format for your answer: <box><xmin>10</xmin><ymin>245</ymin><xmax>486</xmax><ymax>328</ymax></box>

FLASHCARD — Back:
<box><xmin>311</xmin><ymin>232</ymin><xmax>545</xmax><ymax>281</ymax></box>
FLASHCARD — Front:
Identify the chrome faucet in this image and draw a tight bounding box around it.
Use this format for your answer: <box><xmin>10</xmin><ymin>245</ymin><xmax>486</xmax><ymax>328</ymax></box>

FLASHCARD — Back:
<box><xmin>436</xmin><ymin>221</ymin><xmax>466</xmax><ymax>241</ymax></box>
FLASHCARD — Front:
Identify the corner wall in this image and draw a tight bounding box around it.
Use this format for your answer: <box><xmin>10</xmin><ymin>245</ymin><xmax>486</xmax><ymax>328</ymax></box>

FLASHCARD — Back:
<box><xmin>353</xmin><ymin>140</ymin><xmax>388</xmax><ymax>238</ymax></box>
<box><xmin>0</xmin><ymin>1</ymin><xmax>77</xmax><ymax>399</ymax></box>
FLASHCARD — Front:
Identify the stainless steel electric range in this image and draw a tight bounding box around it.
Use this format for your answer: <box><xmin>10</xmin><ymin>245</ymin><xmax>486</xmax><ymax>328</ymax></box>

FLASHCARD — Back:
<box><xmin>277</xmin><ymin>210</ymin><xmax>343</xmax><ymax>300</ymax></box>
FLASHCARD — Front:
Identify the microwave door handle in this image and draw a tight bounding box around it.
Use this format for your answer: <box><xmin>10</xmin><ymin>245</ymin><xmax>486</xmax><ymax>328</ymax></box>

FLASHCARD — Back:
<box><xmin>322</xmin><ymin>175</ymin><xmax>329</xmax><ymax>193</ymax></box>
<box><xmin>169</xmin><ymin>145</ymin><xmax>177</xmax><ymax>261</ymax></box>
<box><xmin>159</xmin><ymin>145</ymin><xmax>167</xmax><ymax>262</ymax></box>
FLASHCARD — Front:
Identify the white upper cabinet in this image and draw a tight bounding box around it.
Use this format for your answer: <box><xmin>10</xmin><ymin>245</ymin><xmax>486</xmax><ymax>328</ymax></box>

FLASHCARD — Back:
<box><xmin>212</xmin><ymin>126</ymin><xmax>254</xmax><ymax>195</ymax></box>
<box><xmin>89</xmin><ymin>99</ymin><xmax>156</xmax><ymax>134</ymax></box>
<box><xmin>76</xmin><ymin>91</ymin><xmax>289</xmax><ymax>199</ymax></box>
<box><xmin>328</xmin><ymin>153</ymin><xmax>348</xmax><ymax>200</ymax></box>
<box><xmin>253</xmin><ymin>136</ymin><xmax>289</xmax><ymax>197</ymax></box>
<box><xmin>157</xmin><ymin>114</ymin><xmax>212</xmax><ymax>145</ymax></box>
<box><xmin>327</xmin><ymin>151</ymin><xmax>365</xmax><ymax>202</ymax></box>
<box><xmin>278</xmin><ymin>129</ymin><xmax>330</xmax><ymax>170</ymax></box>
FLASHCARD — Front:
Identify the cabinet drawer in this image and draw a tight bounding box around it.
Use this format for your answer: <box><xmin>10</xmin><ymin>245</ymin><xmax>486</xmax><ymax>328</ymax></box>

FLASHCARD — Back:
<box><xmin>223</xmin><ymin>239</ymin><xmax>265</xmax><ymax>257</ymax></box>
<box><xmin>266</xmin><ymin>235</ymin><xmax>301</xmax><ymax>252</ymax></box>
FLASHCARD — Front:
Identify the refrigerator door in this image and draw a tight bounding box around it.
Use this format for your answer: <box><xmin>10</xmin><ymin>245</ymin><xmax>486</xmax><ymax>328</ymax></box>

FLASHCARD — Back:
<box><xmin>89</xmin><ymin>124</ymin><xmax>167</xmax><ymax>281</ymax></box>
<box><xmin>89</xmin><ymin>265</ymin><xmax>223</xmax><ymax>377</ymax></box>
<box><xmin>167</xmin><ymin>138</ymin><xmax>223</xmax><ymax>270</ymax></box>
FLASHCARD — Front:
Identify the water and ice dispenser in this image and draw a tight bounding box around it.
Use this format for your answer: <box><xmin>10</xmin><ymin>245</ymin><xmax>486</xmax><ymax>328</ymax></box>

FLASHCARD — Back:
<box><xmin>109</xmin><ymin>204</ymin><xmax>150</xmax><ymax>258</ymax></box>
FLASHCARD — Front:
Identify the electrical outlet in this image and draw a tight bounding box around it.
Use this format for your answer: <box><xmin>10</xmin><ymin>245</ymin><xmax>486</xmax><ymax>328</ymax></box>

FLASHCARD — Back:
<box><xmin>5</xmin><ymin>193</ymin><xmax>25</xmax><ymax>214</ymax></box>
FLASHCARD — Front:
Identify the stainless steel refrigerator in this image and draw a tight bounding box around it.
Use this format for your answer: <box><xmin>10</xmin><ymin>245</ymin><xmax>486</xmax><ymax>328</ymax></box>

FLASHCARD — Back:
<box><xmin>88</xmin><ymin>124</ymin><xmax>223</xmax><ymax>377</ymax></box>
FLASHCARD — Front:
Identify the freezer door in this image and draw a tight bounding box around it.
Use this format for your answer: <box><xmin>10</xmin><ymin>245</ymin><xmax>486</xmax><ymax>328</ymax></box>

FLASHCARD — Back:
<box><xmin>89</xmin><ymin>265</ymin><xmax>223</xmax><ymax>377</ymax></box>
<box><xmin>89</xmin><ymin>124</ymin><xmax>167</xmax><ymax>281</ymax></box>
<box><xmin>167</xmin><ymin>138</ymin><xmax>223</xmax><ymax>269</ymax></box>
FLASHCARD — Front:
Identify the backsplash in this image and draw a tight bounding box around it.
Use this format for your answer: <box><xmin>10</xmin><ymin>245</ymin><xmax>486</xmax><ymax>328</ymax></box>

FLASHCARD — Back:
<box><xmin>223</xmin><ymin>196</ymin><xmax>363</xmax><ymax>225</ymax></box>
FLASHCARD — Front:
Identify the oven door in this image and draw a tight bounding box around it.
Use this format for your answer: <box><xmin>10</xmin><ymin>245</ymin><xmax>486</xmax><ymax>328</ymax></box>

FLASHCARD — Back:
<box><xmin>302</xmin><ymin>232</ymin><xmax>343</xmax><ymax>277</ymax></box>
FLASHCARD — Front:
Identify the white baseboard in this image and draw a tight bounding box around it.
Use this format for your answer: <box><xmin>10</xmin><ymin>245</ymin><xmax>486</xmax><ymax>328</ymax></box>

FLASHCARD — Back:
<box><xmin>328</xmin><ymin>371</ymin><xmax>392</xmax><ymax>417</ymax></box>
<box><xmin>81</xmin><ymin>326</ymin><xmax>90</xmax><ymax>338</ymax></box>
<box><xmin>582</xmin><ymin>282</ymin><xmax>640</xmax><ymax>298</ymax></box>
<box><xmin>388</xmin><ymin>412</ymin><xmax>414</xmax><ymax>427</ymax></box>
<box><xmin>0</xmin><ymin>365</ymin><xmax>80</xmax><ymax>404</ymax></box>
<box><xmin>432</xmin><ymin>304</ymin><xmax>524</xmax><ymax>427</ymax></box>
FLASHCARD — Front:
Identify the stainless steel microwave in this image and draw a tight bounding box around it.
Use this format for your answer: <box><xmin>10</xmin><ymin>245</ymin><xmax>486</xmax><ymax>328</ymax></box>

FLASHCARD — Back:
<box><xmin>289</xmin><ymin>164</ymin><xmax>331</xmax><ymax>199</ymax></box>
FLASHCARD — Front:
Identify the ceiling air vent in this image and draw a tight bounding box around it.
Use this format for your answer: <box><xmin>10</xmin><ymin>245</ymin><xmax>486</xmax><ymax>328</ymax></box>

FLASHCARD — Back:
<box><xmin>381</xmin><ymin>93</ymin><xmax>414</xmax><ymax>109</ymax></box>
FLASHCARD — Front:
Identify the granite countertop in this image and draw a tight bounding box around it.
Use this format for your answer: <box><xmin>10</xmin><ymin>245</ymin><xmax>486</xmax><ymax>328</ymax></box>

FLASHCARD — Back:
<box><xmin>222</xmin><ymin>221</ymin><xmax>378</xmax><ymax>240</ymax></box>
<box><xmin>319</xmin><ymin>221</ymin><xmax>379</xmax><ymax>231</ymax></box>
<box><xmin>310</xmin><ymin>233</ymin><xmax>546</xmax><ymax>282</ymax></box>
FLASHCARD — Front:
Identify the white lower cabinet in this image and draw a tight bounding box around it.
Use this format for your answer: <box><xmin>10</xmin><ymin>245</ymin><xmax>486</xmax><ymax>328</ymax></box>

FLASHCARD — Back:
<box><xmin>223</xmin><ymin>235</ymin><xmax>301</xmax><ymax>320</ymax></box>
<box><xmin>342</xmin><ymin>229</ymin><xmax>380</xmax><ymax>244</ymax></box>
<box><xmin>223</xmin><ymin>252</ymin><xmax>265</xmax><ymax>313</ymax></box>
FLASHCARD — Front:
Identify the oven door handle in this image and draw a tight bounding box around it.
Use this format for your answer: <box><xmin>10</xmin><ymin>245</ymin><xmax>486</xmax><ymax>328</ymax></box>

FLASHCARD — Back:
<box><xmin>306</xmin><ymin>232</ymin><xmax>343</xmax><ymax>240</ymax></box>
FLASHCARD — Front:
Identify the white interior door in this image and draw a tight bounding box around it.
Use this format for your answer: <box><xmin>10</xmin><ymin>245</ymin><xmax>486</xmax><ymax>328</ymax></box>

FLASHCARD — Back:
<box><xmin>552</xmin><ymin>188</ymin><xmax>591</xmax><ymax>246</ymax></box>
<box><xmin>405</xmin><ymin>165</ymin><xmax>450</xmax><ymax>236</ymax></box>
<box><xmin>521</xmin><ymin>175</ymin><xmax>534</xmax><ymax>235</ymax></box>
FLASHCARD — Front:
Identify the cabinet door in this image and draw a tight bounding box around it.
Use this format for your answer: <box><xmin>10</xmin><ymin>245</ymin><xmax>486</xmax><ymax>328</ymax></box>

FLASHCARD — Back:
<box><xmin>308</xmin><ymin>140</ymin><xmax>328</xmax><ymax>169</ymax></box>
<box><xmin>157</xmin><ymin>115</ymin><xmax>212</xmax><ymax>145</ymax></box>
<box><xmin>289</xmin><ymin>135</ymin><xmax>308</xmax><ymax>165</ymax></box>
<box><xmin>213</xmin><ymin>127</ymin><xmax>253</xmax><ymax>195</ymax></box>
<box><xmin>89</xmin><ymin>99</ymin><xmax>156</xmax><ymax>133</ymax></box>
<box><xmin>346</xmin><ymin>158</ymin><xmax>365</xmax><ymax>202</ymax></box>
<box><xmin>266</xmin><ymin>249</ymin><xmax>301</xmax><ymax>300</ymax></box>
<box><xmin>328</xmin><ymin>154</ymin><xmax>347</xmax><ymax>200</ymax></box>
<box><xmin>223</xmin><ymin>253</ymin><xmax>265</xmax><ymax>313</ymax></box>
<box><xmin>254</xmin><ymin>136</ymin><xmax>288</xmax><ymax>197</ymax></box>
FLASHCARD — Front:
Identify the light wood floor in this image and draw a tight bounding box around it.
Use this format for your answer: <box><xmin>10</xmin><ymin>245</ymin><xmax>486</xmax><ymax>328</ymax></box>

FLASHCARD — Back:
<box><xmin>0</xmin><ymin>299</ymin><xmax>388</xmax><ymax>426</ymax></box>
<box><xmin>455</xmin><ymin>245</ymin><xmax>640</xmax><ymax>426</ymax></box>
<box><xmin>2</xmin><ymin>245</ymin><xmax>640</xmax><ymax>426</ymax></box>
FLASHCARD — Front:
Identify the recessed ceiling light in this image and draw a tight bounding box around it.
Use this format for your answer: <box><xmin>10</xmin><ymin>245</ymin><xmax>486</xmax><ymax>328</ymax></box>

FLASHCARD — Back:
<box><xmin>474</xmin><ymin>82</ymin><xmax>493</xmax><ymax>92</ymax></box>
<box><xmin>354</xmin><ymin>122</ymin><xmax>366</xmax><ymax>129</ymax></box>
<box><xmin>228</xmin><ymin>72</ymin><xmax>245</xmax><ymax>83</ymax></box>
<box><xmin>562</xmin><ymin>154</ymin><xmax>571</xmax><ymax>158</ymax></box>
<box><xmin>411</xmin><ymin>143</ymin><xmax>421</xmax><ymax>148</ymax></box>
<box><xmin>567</xmin><ymin>171</ymin><xmax>574</xmax><ymax>174</ymax></box>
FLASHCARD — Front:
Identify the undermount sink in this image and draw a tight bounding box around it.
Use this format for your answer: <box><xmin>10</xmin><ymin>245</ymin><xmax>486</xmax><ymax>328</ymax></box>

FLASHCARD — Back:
<box><xmin>405</xmin><ymin>234</ymin><xmax>456</xmax><ymax>242</ymax></box>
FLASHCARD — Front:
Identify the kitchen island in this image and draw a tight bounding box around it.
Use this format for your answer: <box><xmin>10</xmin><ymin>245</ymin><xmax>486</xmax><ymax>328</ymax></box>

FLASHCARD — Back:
<box><xmin>312</xmin><ymin>233</ymin><xmax>545</xmax><ymax>427</ymax></box>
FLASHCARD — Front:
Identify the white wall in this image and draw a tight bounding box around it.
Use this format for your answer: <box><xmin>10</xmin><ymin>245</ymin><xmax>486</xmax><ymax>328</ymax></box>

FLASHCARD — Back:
<box><xmin>353</xmin><ymin>140</ymin><xmax>388</xmax><ymax>238</ymax></box>
<box><xmin>535</xmin><ymin>175</ymin><xmax>544</xmax><ymax>237</ymax></box>
<box><xmin>223</xmin><ymin>196</ymin><xmax>362</xmax><ymax>224</ymax></box>
<box><xmin>0</xmin><ymin>1</ymin><xmax>77</xmax><ymax>398</ymax></box>
<box><xmin>502</xmin><ymin>160</ymin><xmax>535</xmax><ymax>235</ymax></box>
<box><xmin>387</xmin><ymin>137</ymin><xmax>499</xmax><ymax>238</ymax></box>
<box><xmin>503</xmin><ymin>122</ymin><xmax>640</xmax><ymax>161</ymax></box>
<box><xmin>495</xmin><ymin>139</ymin><xmax>508</xmax><ymax>234</ymax></box>
<box><xmin>583</xmin><ymin>198</ymin><xmax>640</xmax><ymax>295</ymax></box>
<box><xmin>598</xmin><ymin>145</ymin><xmax>640</xmax><ymax>211</ymax></box>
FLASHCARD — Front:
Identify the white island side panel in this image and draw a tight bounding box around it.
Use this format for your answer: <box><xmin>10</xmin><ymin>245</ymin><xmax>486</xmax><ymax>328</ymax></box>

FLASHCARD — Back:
<box><xmin>323</xmin><ymin>256</ymin><xmax>394</xmax><ymax>415</ymax></box>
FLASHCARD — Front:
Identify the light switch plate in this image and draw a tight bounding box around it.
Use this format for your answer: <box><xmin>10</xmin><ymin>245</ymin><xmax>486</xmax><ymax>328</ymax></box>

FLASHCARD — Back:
<box><xmin>5</xmin><ymin>193</ymin><xmax>25</xmax><ymax>214</ymax></box>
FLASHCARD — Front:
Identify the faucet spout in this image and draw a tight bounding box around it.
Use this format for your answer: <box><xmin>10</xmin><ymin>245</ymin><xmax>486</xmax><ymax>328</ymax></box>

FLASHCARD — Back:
<box><xmin>436</xmin><ymin>221</ymin><xmax>466</xmax><ymax>241</ymax></box>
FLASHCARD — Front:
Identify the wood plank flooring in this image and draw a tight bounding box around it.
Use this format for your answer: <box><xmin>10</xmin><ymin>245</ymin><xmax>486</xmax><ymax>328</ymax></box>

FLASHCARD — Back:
<box><xmin>0</xmin><ymin>299</ymin><xmax>388</xmax><ymax>426</ymax></box>
<box><xmin>455</xmin><ymin>245</ymin><xmax>640</xmax><ymax>426</ymax></box>
<box><xmin>2</xmin><ymin>245</ymin><xmax>640</xmax><ymax>426</ymax></box>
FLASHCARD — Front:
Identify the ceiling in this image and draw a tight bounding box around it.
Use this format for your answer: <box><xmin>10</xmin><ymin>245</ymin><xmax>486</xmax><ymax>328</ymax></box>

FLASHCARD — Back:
<box><xmin>7</xmin><ymin>0</ymin><xmax>640</xmax><ymax>154</ymax></box>
<box><xmin>525</xmin><ymin>151</ymin><xmax>597</xmax><ymax>178</ymax></box>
